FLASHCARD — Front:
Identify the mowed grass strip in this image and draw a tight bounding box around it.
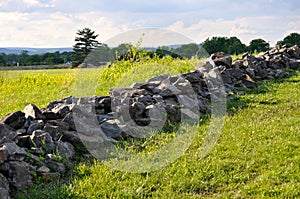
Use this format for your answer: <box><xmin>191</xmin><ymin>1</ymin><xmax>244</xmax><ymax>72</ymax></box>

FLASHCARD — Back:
<box><xmin>11</xmin><ymin>70</ymin><xmax>300</xmax><ymax>198</ymax></box>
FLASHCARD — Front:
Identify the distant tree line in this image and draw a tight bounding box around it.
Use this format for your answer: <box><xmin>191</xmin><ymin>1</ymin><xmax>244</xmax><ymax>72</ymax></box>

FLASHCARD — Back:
<box><xmin>0</xmin><ymin>50</ymin><xmax>72</xmax><ymax>67</ymax></box>
<box><xmin>1</xmin><ymin>30</ymin><xmax>299</xmax><ymax>67</ymax></box>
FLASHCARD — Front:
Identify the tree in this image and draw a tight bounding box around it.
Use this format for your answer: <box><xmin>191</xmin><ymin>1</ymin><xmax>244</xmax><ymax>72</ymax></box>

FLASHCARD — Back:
<box><xmin>202</xmin><ymin>36</ymin><xmax>247</xmax><ymax>55</ymax></box>
<box><xmin>0</xmin><ymin>53</ymin><xmax>6</xmax><ymax>66</ymax></box>
<box><xmin>19</xmin><ymin>50</ymin><xmax>29</xmax><ymax>66</ymax></box>
<box><xmin>248</xmin><ymin>38</ymin><xmax>270</xmax><ymax>53</ymax></box>
<box><xmin>72</xmin><ymin>28</ymin><xmax>101</xmax><ymax>67</ymax></box>
<box><xmin>172</xmin><ymin>43</ymin><xmax>200</xmax><ymax>58</ymax></box>
<box><xmin>276</xmin><ymin>32</ymin><xmax>300</xmax><ymax>47</ymax></box>
<box><xmin>202</xmin><ymin>37</ymin><xmax>227</xmax><ymax>54</ymax></box>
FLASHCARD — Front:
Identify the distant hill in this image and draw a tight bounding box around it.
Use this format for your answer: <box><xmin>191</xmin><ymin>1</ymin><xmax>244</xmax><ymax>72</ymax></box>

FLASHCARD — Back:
<box><xmin>0</xmin><ymin>47</ymin><xmax>73</xmax><ymax>55</ymax></box>
<box><xmin>0</xmin><ymin>44</ymin><xmax>188</xmax><ymax>55</ymax></box>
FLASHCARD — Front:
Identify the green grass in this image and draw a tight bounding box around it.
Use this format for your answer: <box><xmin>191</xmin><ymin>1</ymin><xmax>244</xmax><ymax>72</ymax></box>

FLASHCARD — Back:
<box><xmin>1</xmin><ymin>65</ymin><xmax>299</xmax><ymax>198</ymax></box>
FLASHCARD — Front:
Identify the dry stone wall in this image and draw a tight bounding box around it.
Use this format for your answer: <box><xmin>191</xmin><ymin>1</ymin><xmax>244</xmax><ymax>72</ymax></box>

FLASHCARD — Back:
<box><xmin>0</xmin><ymin>45</ymin><xmax>300</xmax><ymax>198</ymax></box>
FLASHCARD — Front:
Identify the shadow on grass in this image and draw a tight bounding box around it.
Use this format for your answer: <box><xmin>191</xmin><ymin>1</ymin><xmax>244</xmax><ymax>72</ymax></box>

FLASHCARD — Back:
<box><xmin>226</xmin><ymin>69</ymin><xmax>299</xmax><ymax>115</ymax></box>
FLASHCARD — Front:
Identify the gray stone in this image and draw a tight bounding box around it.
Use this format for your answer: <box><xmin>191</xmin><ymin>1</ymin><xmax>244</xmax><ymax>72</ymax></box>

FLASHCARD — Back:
<box><xmin>0</xmin><ymin>161</ymin><xmax>34</xmax><ymax>190</ymax></box>
<box><xmin>45</xmin><ymin>160</ymin><xmax>65</xmax><ymax>173</ymax></box>
<box><xmin>46</xmin><ymin>120</ymin><xmax>69</xmax><ymax>131</ymax></box>
<box><xmin>30</xmin><ymin>130</ymin><xmax>54</xmax><ymax>152</ymax></box>
<box><xmin>0</xmin><ymin>111</ymin><xmax>26</xmax><ymax>130</ymax></box>
<box><xmin>61</xmin><ymin>130</ymin><xmax>81</xmax><ymax>145</ymax></box>
<box><xmin>0</xmin><ymin>173</ymin><xmax>10</xmax><ymax>199</ymax></box>
<box><xmin>275</xmin><ymin>69</ymin><xmax>288</xmax><ymax>78</ymax></box>
<box><xmin>97</xmin><ymin>114</ymin><xmax>114</xmax><ymax>124</ymax></box>
<box><xmin>51</xmin><ymin>104</ymin><xmax>72</xmax><ymax>118</ymax></box>
<box><xmin>41</xmin><ymin>110</ymin><xmax>58</xmax><ymax>120</ymax></box>
<box><xmin>55</xmin><ymin>141</ymin><xmax>75</xmax><ymax>159</ymax></box>
<box><xmin>62</xmin><ymin>112</ymin><xmax>76</xmax><ymax>131</ymax></box>
<box><xmin>211</xmin><ymin>52</ymin><xmax>232</xmax><ymax>67</ymax></box>
<box><xmin>245</xmin><ymin>68</ymin><xmax>255</xmax><ymax>78</ymax></box>
<box><xmin>43</xmin><ymin>124</ymin><xmax>62</xmax><ymax>141</ymax></box>
<box><xmin>15</xmin><ymin>135</ymin><xmax>31</xmax><ymax>148</ymax></box>
<box><xmin>37</xmin><ymin>166</ymin><xmax>50</xmax><ymax>173</ymax></box>
<box><xmin>0</xmin><ymin>124</ymin><xmax>17</xmax><ymax>144</ymax></box>
<box><xmin>100</xmin><ymin>120</ymin><xmax>123</xmax><ymax>140</ymax></box>
<box><xmin>289</xmin><ymin>59</ymin><xmax>300</xmax><ymax>70</ymax></box>
<box><xmin>0</xmin><ymin>142</ymin><xmax>27</xmax><ymax>161</ymax></box>
<box><xmin>129</xmin><ymin>102</ymin><xmax>146</xmax><ymax>118</ymax></box>
<box><xmin>23</xmin><ymin>104</ymin><xmax>45</xmax><ymax>120</ymax></box>
<box><xmin>241</xmin><ymin>74</ymin><xmax>257</xmax><ymax>89</ymax></box>
<box><xmin>27</xmin><ymin>122</ymin><xmax>44</xmax><ymax>135</ymax></box>
<box><xmin>165</xmin><ymin>104</ymin><xmax>181</xmax><ymax>123</ymax></box>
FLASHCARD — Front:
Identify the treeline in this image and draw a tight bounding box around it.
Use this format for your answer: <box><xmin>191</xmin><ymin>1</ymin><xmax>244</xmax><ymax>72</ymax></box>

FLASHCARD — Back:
<box><xmin>1</xmin><ymin>32</ymin><xmax>299</xmax><ymax>67</ymax></box>
<box><xmin>202</xmin><ymin>32</ymin><xmax>300</xmax><ymax>55</ymax></box>
<box><xmin>0</xmin><ymin>51</ymin><xmax>72</xmax><ymax>67</ymax></box>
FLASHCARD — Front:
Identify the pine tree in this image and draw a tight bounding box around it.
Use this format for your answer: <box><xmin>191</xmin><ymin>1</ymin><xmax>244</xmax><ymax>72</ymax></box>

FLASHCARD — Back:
<box><xmin>72</xmin><ymin>28</ymin><xmax>101</xmax><ymax>67</ymax></box>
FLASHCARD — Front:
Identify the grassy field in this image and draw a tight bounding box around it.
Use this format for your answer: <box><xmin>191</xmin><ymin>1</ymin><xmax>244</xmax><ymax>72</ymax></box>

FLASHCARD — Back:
<box><xmin>1</xmin><ymin>62</ymin><xmax>299</xmax><ymax>198</ymax></box>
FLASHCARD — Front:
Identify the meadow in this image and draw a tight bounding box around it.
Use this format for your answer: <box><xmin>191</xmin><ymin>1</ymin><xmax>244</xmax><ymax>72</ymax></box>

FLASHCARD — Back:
<box><xmin>0</xmin><ymin>58</ymin><xmax>299</xmax><ymax>198</ymax></box>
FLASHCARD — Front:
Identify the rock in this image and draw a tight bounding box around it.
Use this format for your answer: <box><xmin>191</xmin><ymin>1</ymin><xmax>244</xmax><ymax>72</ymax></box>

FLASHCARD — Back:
<box><xmin>100</xmin><ymin>120</ymin><xmax>124</xmax><ymax>140</ymax></box>
<box><xmin>43</xmin><ymin>124</ymin><xmax>62</xmax><ymax>141</ymax></box>
<box><xmin>0</xmin><ymin>161</ymin><xmax>34</xmax><ymax>190</ymax></box>
<box><xmin>275</xmin><ymin>69</ymin><xmax>288</xmax><ymax>78</ymax></box>
<box><xmin>29</xmin><ymin>147</ymin><xmax>44</xmax><ymax>156</ymax></box>
<box><xmin>241</xmin><ymin>74</ymin><xmax>257</xmax><ymax>89</ymax></box>
<box><xmin>46</xmin><ymin>120</ymin><xmax>69</xmax><ymax>131</ymax></box>
<box><xmin>232</xmin><ymin>59</ymin><xmax>244</xmax><ymax>68</ymax></box>
<box><xmin>129</xmin><ymin>102</ymin><xmax>146</xmax><ymax>118</ymax></box>
<box><xmin>61</xmin><ymin>130</ymin><xmax>82</xmax><ymax>145</ymax></box>
<box><xmin>0</xmin><ymin>173</ymin><xmax>10</xmax><ymax>199</ymax></box>
<box><xmin>15</xmin><ymin>135</ymin><xmax>31</xmax><ymax>148</ymax></box>
<box><xmin>51</xmin><ymin>104</ymin><xmax>72</xmax><ymax>119</ymax></box>
<box><xmin>23</xmin><ymin>104</ymin><xmax>45</xmax><ymax>120</ymax></box>
<box><xmin>97</xmin><ymin>114</ymin><xmax>114</xmax><ymax>124</ymax></box>
<box><xmin>0</xmin><ymin>149</ymin><xmax>8</xmax><ymax>164</ymax></box>
<box><xmin>37</xmin><ymin>166</ymin><xmax>50</xmax><ymax>173</ymax></box>
<box><xmin>289</xmin><ymin>59</ymin><xmax>300</xmax><ymax>70</ymax></box>
<box><xmin>0</xmin><ymin>142</ymin><xmax>27</xmax><ymax>161</ymax></box>
<box><xmin>220</xmin><ymin>73</ymin><xmax>233</xmax><ymax>84</ymax></box>
<box><xmin>0</xmin><ymin>111</ymin><xmax>26</xmax><ymax>130</ymax></box>
<box><xmin>227</xmin><ymin>68</ymin><xmax>244</xmax><ymax>80</ymax></box>
<box><xmin>181</xmin><ymin>108</ymin><xmax>199</xmax><ymax>121</ymax></box>
<box><xmin>45</xmin><ymin>160</ymin><xmax>65</xmax><ymax>173</ymax></box>
<box><xmin>46</xmin><ymin>96</ymin><xmax>74</xmax><ymax>110</ymax></box>
<box><xmin>0</xmin><ymin>124</ymin><xmax>17</xmax><ymax>144</ymax></box>
<box><xmin>245</xmin><ymin>68</ymin><xmax>255</xmax><ymax>78</ymax></box>
<box><xmin>62</xmin><ymin>112</ymin><xmax>76</xmax><ymax>131</ymax></box>
<box><xmin>165</xmin><ymin>105</ymin><xmax>181</xmax><ymax>123</ymax></box>
<box><xmin>55</xmin><ymin>141</ymin><xmax>75</xmax><ymax>159</ymax></box>
<box><xmin>256</xmin><ymin>69</ymin><xmax>268</xmax><ymax>79</ymax></box>
<box><xmin>182</xmin><ymin>70</ymin><xmax>203</xmax><ymax>83</ymax></box>
<box><xmin>27</xmin><ymin>122</ymin><xmax>44</xmax><ymax>135</ymax></box>
<box><xmin>30</xmin><ymin>130</ymin><xmax>54</xmax><ymax>152</ymax></box>
<box><xmin>41</xmin><ymin>110</ymin><xmax>58</xmax><ymax>120</ymax></box>
<box><xmin>211</xmin><ymin>52</ymin><xmax>232</xmax><ymax>67</ymax></box>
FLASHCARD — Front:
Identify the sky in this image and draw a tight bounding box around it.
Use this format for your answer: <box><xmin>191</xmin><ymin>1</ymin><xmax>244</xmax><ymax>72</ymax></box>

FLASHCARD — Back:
<box><xmin>0</xmin><ymin>0</ymin><xmax>299</xmax><ymax>47</ymax></box>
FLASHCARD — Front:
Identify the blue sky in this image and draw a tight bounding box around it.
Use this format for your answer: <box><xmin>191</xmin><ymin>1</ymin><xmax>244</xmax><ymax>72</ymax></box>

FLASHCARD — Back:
<box><xmin>0</xmin><ymin>0</ymin><xmax>299</xmax><ymax>47</ymax></box>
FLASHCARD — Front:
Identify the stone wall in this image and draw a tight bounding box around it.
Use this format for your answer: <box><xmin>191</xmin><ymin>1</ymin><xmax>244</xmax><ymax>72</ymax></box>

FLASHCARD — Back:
<box><xmin>0</xmin><ymin>45</ymin><xmax>300</xmax><ymax>198</ymax></box>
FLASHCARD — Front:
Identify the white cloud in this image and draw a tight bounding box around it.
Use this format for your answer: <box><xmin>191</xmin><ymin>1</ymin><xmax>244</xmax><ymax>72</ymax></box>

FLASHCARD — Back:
<box><xmin>0</xmin><ymin>0</ymin><xmax>300</xmax><ymax>47</ymax></box>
